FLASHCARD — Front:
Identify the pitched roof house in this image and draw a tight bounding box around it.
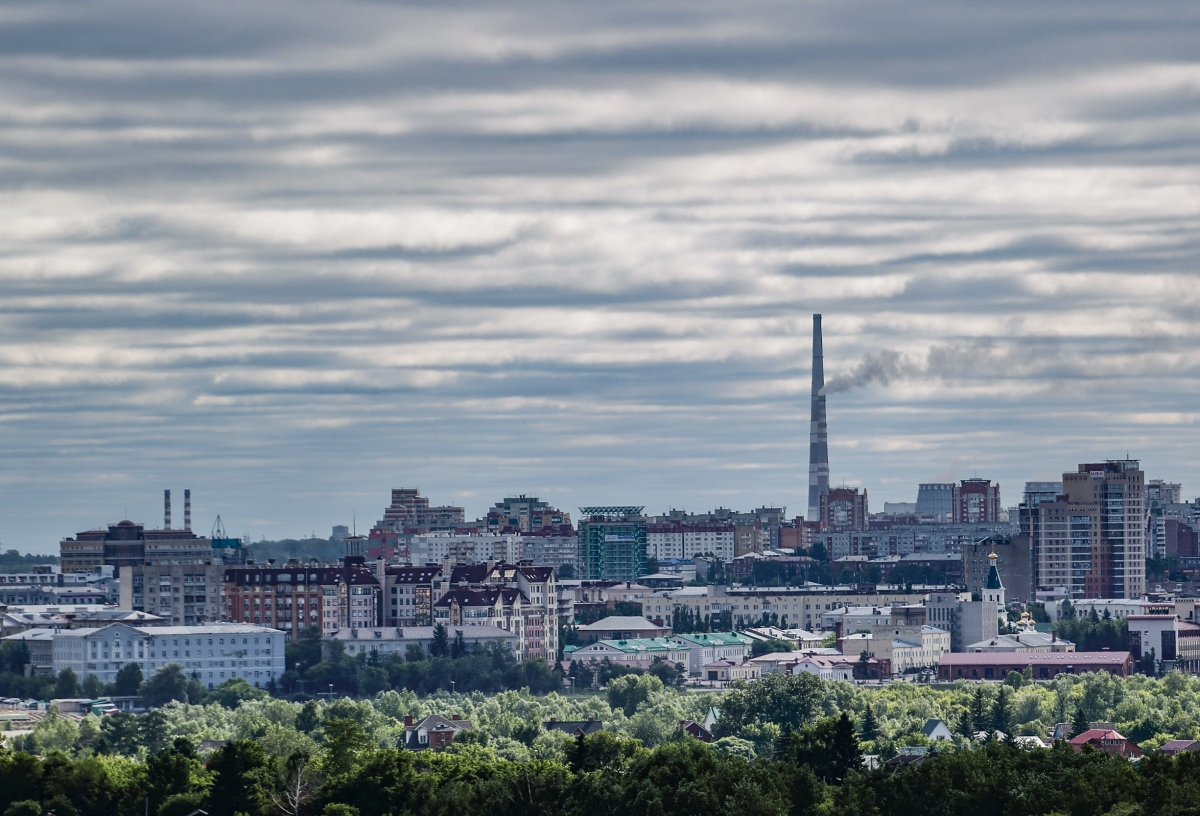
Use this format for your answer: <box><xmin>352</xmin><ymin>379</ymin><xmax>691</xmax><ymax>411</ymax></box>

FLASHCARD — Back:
<box><xmin>402</xmin><ymin>714</ymin><xmax>473</xmax><ymax>751</ymax></box>
<box><xmin>1069</xmin><ymin>729</ymin><xmax>1142</xmax><ymax>759</ymax></box>
<box><xmin>920</xmin><ymin>719</ymin><xmax>954</xmax><ymax>741</ymax></box>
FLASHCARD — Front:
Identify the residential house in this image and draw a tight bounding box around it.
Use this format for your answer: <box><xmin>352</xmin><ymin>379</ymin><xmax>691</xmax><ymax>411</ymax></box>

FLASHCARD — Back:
<box><xmin>380</xmin><ymin>564</ymin><xmax>442</xmax><ymax>627</ymax></box>
<box><xmin>433</xmin><ymin>562</ymin><xmax>558</xmax><ymax>660</ymax></box>
<box><xmin>748</xmin><ymin>651</ymin><xmax>806</xmax><ymax>675</ymax></box>
<box><xmin>1161</xmin><ymin>740</ymin><xmax>1200</xmax><ymax>756</ymax></box>
<box><xmin>1068</xmin><ymin>729</ymin><xmax>1142</xmax><ymax>759</ymax></box>
<box><xmin>679</xmin><ymin>720</ymin><xmax>713</xmax><ymax>742</ymax></box>
<box><xmin>921</xmin><ymin>719</ymin><xmax>954</xmax><ymax>741</ymax></box>
<box><xmin>402</xmin><ymin>714</ymin><xmax>472</xmax><ymax>751</ymax></box>
<box><xmin>223</xmin><ymin>556</ymin><xmax>380</xmax><ymax>640</ymax></box>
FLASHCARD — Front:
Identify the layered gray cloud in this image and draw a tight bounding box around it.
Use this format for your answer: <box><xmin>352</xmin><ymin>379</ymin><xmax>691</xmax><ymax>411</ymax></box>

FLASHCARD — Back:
<box><xmin>1</xmin><ymin>0</ymin><xmax>1199</xmax><ymax>549</ymax></box>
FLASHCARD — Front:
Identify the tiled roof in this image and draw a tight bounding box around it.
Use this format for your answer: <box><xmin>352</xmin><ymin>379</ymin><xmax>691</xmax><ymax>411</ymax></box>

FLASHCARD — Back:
<box><xmin>435</xmin><ymin>586</ymin><xmax>523</xmax><ymax>608</ymax></box>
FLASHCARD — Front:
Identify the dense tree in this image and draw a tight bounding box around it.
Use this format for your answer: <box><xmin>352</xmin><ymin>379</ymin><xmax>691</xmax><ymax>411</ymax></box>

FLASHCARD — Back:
<box><xmin>991</xmin><ymin>685</ymin><xmax>1015</xmax><ymax>735</ymax></box>
<box><xmin>208</xmin><ymin>677</ymin><xmax>268</xmax><ymax>709</ymax></box>
<box><xmin>607</xmin><ymin>674</ymin><xmax>663</xmax><ymax>717</ymax></box>
<box><xmin>205</xmin><ymin>740</ymin><xmax>269</xmax><ymax>816</ymax></box>
<box><xmin>89</xmin><ymin>673</ymin><xmax>109</xmax><ymax>699</ymax></box>
<box><xmin>1054</xmin><ymin>616</ymin><xmax>1130</xmax><ymax>653</ymax></box>
<box><xmin>714</xmin><ymin>672</ymin><xmax>824</xmax><ymax>737</ymax></box>
<box><xmin>777</xmin><ymin>713</ymin><xmax>862</xmax><ymax>784</ymax></box>
<box><xmin>0</xmin><ymin>642</ymin><xmax>30</xmax><ymax>675</ymax></box>
<box><xmin>750</xmin><ymin>639</ymin><xmax>796</xmax><ymax>657</ymax></box>
<box><xmin>1072</xmin><ymin>706</ymin><xmax>1091</xmax><ymax>738</ymax></box>
<box><xmin>54</xmin><ymin>668</ymin><xmax>80</xmax><ymax>699</ymax></box>
<box><xmin>647</xmin><ymin>658</ymin><xmax>685</xmax><ymax>688</ymax></box>
<box><xmin>113</xmin><ymin>663</ymin><xmax>144</xmax><ymax>697</ymax></box>
<box><xmin>6</xmin><ymin>674</ymin><xmax>1200</xmax><ymax>816</ymax></box>
<box><xmin>429</xmin><ymin>624</ymin><xmax>449</xmax><ymax>657</ymax></box>
<box><xmin>859</xmin><ymin>707</ymin><xmax>879</xmax><ymax>743</ymax></box>
<box><xmin>285</xmin><ymin>625</ymin><xmax>324</xmax><ymax>674</ymax></box>
<box><xmin>966</xmin><ymin>685</ymin><xmax>989</xmax><ymax>736</ymax></box>
<box><xmin>141</xmin><ymin>664</ymin><xmax>190</xmax><ymax>708</ymax></box>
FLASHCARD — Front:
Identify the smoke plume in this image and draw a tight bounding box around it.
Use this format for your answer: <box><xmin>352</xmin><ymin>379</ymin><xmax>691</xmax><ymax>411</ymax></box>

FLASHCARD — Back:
<box><xmin>821</xmin><ymin>349</ymin><xmax>917</xmax><ymax>394</ymax></box>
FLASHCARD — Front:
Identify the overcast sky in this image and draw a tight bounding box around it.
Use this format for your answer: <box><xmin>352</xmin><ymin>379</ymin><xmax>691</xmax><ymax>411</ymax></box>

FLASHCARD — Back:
<box><xmin>2</xmin><ymin>1</ymin><xmax>1199</xmax><ymax>552</ymax></box>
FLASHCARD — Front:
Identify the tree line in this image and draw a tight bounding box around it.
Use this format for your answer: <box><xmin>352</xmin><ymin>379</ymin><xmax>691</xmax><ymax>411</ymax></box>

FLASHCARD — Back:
<box><xmin>281</xmin><ymin>625</ymin><xmax>562</xmax><ymax>697</ymax></box>
<box><xmin>6</xmin><ymin>699</ymin><xmax>1200</xmax><ymax>816</ymax></box>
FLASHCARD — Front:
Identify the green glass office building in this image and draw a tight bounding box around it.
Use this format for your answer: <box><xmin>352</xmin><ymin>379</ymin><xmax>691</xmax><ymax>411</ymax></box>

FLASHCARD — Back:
<box><xmin>578</xmin><ymin>506</ymin><xmax>647</xmax><ymax>581</ymax></box>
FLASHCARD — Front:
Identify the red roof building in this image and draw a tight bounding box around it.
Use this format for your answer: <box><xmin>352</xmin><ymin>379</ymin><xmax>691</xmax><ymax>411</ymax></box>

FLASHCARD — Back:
<box><xmin>937</xmin><ymin>650</ymin><xmax>1134</xmax><ymax>681</ymax></box>
<box><xmin>1069</xmin><ymin>729</ymin><xmax>1142</xmax><ymax>759</ymax></box>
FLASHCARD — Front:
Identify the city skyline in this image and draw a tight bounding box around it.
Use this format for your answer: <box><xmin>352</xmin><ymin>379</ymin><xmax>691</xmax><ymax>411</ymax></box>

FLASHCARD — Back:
<box><xmin>2</xmin><ymin>1</ymin><xmax>1199</xmax><ymax>551</ymax></box>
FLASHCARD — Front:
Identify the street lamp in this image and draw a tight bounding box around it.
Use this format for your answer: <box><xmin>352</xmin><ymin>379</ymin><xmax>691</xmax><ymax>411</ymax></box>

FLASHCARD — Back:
<box><xmin>450</xmin><ymin>680</ymin><xmax>456</xmax><ymax>695</ymax></box>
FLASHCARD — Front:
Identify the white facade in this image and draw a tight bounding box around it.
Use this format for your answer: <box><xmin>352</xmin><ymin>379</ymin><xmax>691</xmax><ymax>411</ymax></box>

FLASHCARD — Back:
<box><xmin>792</xmin><ymin>656</ymin><xmax>853</xmax><ymax>681</ymax></box>
<box><xmin>1071</xmin><ymin>599</ymin><xmax>1155</xmax><ymax>619</ymax></box>
<box><xmin>648</xmin><ymin>530</ymin><xmax>683</xmax><ymax>561</ymax></box>
<box><xmin>407</xmin><ymin>533</ymin><xmax>521</xmax><ymax>566</ymax></box>
<box><xmin>53</xmin><ymin>623</ymin><xmax>285</xmax><ymax>690</ymax></box>
<box><xmin>668</xmin><ymin>632</ymin><xmax>753</xmax><ymax>675</ymax></box>
<box><xmin>890</xmin><ymin>626</ymin><xmax>950</xmax><ymax>673</ymax></box>
<box><xmin>648</xmin><ymin>527</ymin><xmax>735</xmax><ymax>561</ymax></box>
<box><xmin>683</xmin><ymin>528</ymin><xmax>735</xmax><ymax>561</ymax></box>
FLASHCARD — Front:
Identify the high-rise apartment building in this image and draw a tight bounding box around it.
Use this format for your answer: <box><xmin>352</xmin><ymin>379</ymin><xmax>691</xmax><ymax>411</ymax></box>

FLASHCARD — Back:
<box><xmin>367</xmin><ymin>488</ymin><xmax>467</xmax><ymax>552</ymax></box>
<box><xmin>518</xmin><ymin>527</ymin><xmax>578</xmax><ymax>572</ymax></box>
<box><xmin>1147</xmin><ymin>480</ymin><xmax>1183</xmax><ymax>505</ymax></box>
<box><xmin>1146</xmin><ymin>480</ymin><xmax>1183</xmax><ymax>560</ymax></box>
<box><xmin>381</xmin><ymin>564</ymin><xmax>442</xmax><ymax>627</ymax></box>
<box><xmin>223</xmin><ymin>556</ymin><xmax>381</xmax><ymax>640</ymax></box>
<box><xmin>483</xmin><ymin>495</ymin><xmax>571</xmax><ymax>532</ymax></box>
<box><xmin>578</xmin><ymin>507</ymin><xmax>647</xmax><ymax>581</ymax></box>
<box><xmin>1020</xmin><ymin>481</ymin><xmax>1060</xmax><ymax>592</ymax></box>
<box><xmin>431</xmin><ymin>561</ymin><xmax>558</xmax><ymax>661</ymax></box>
<box><xmin>1038</xmin><ymin>461</ymin><xmax>1145</xmax><ymax>599</ymax></box>
<box><xmin>952</xmin><ymin>479</ymin><xmax>1001</xmax><ymax>523</ymax></box>
<box><xmin>647</xmin><ymin>523</ymin><xmax>736</xmax><ymax>561</ymax></box>
<box><xmin>820</xmin><ymin>486</ymin><xmax>868</xmax><ymax>532</ymax></box>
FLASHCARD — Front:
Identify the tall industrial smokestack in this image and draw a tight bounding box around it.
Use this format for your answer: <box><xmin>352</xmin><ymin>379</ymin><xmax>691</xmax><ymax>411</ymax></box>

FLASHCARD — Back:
<box><xmin>184</xmin><ymin>489</ymin><xmax>192</xmax><ymax>532</ymax></box>
<box><xmin>807</xmin><ymin>315</ymin><xmax>830</xmax><ymax>521</ymax></box>
<box><xmin>164</xmin><ymin>489</ymin><xmax>172</xmax><ymax>530</ymax></box>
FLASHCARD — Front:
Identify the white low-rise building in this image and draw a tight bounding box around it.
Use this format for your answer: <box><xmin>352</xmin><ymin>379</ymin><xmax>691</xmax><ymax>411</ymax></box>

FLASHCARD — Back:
<box><xmin>792</xmin><ymin>655</ymin><xmax>853</xmax><ymax>681</ymax></box>
<box><xmin>668</xmin><ymin>631</ymin><xmax>754</xmax><ymax>675</ymax></box>
<box><xmin>53</xmin><ymin>623</ymin><xmax>285</xmax><ymax>690</ymax></box>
